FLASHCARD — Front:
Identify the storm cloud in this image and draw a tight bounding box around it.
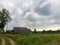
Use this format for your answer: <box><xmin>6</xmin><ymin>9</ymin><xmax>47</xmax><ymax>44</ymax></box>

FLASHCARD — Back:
<box><xmin>0</xmin><ymin>0</ymin><xmax>60</xmax><ymax>31</ymax></box>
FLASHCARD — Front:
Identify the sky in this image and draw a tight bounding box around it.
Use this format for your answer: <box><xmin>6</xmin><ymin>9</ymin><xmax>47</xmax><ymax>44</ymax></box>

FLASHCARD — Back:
<box><xmin>0</xmin><ymin>0</ymin><xmax>60</xmax><ymax>31</ymax></box>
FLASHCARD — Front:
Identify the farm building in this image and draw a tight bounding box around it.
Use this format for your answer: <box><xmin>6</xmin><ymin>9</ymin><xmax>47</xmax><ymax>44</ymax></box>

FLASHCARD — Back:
<box><xmin>12</xmin><ymin>27</ymin><xmax>31</xmax><ymax>34</ymax></box>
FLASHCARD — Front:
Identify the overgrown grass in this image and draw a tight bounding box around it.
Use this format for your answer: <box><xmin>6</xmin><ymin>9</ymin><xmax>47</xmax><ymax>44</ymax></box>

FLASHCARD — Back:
<box><xmin>0</xmin><ymin>34</ymin><xmax>2</xmax><ymax>45</ymax></box>
<box><xmin>4</xmin><ymin>37</ymin><xmax>11</xmax><ymax>45</ymax></box>
<box><xmin>0</xmin><ymin>39</ymin><xmax>1</xmax><ymax>45</ymax></box>
<box><xmin>4</xmin><ymin>33</ymin><xmax>60</xmax><ymax>45</ymax></box>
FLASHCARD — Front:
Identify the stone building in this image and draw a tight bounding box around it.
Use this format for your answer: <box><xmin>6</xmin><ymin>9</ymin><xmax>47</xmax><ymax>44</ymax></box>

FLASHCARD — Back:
<box><xmin>12</xmin><ymin>27</ymin><xmax>31</xmax><ymax>34</ymax></box>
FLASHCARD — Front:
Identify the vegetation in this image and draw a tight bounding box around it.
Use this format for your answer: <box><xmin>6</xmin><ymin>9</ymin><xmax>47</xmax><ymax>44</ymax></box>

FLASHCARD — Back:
<box><xmin>4</xmin><ymin>33</ymin><xmax>60</xmax><ymax>45</ymax></box>
<box><xmin>0</xmin><ymin>8</ymin><xmax>11</xmax><ymax>32</ymax></box>
<box><xmin>4</xmin><ymin>37</ymin><xmax>11</xmax><ymax>45</ymax></box>
<box><xmin>0</xmin><ymin>34</ymin><xmax>11</xmax><ymax>45</ymax></box>
<box><xmin>34</xmin><ymin>29</ymin><xmax>37</xmax><ymax>33</ymax></box>
<box><xmin>41</xmin><ymin>30</ymin><xmax>60</xmax><ymax>34</ymax></box>
<box><xmin>0</xmin><ymin>34</ymin><xmax>2</xmax><ymax>45</ymax></box>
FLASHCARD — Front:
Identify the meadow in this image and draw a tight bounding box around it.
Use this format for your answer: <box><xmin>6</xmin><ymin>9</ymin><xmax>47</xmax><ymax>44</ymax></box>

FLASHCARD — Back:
<box><xmin>0</xmin><ymin>34</ymin><xmax>2</xmax><ymax>45</ymax></box>
<box><xmin>3</xmin><ymin>33</ymin><xmax>60</xmax><ymax>45</ymax></box>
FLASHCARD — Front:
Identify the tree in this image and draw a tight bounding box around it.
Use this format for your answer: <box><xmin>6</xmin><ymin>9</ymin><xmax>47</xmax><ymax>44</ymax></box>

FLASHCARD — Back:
<box><xmin>0</xmin><ymin>8</ymin><xmax>11</xmax><ymax>32</ymax></box>
<box><xmin>42</xmin><ymin>29</ymin><xmax>46</xmax><ymax>33</ymax></box>
<box><xmin>34</xmin><ymin>28</ymin><xmax>36</xmax><ymax>33</ymax></box>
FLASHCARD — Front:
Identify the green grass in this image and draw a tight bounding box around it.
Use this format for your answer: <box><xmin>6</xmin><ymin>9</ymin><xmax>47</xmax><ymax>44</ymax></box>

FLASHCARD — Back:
<box><xmin>0</xmin><ymin>39</ymin><xmax>1</xmax><ymax>45</ymax></box>
<box><xmin>0</xmin><ymin>34</ymin><xmax>2</xmax><ymax>45</ymax></box>
<box><xmin>4</xmin><ymin>33</ymin><xmax>60</xmax><ymax>45</ymax></box>
<box><xmin>0</xmin><ymin>34</ymin><xmax>11</xmax><ymax>45</ymax></box>
<box><xmin>4</xmin><ymin>37</ymin><xmax>11</xmax><ymax>45</ymax></box>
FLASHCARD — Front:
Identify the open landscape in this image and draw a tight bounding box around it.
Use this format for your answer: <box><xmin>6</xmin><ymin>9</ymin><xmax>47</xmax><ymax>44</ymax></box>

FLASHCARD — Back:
<box><xmin>0</xmin><ymin>0</ymin><xmax>60</xmax><ymax>45</ymax></box>
<box><xmin>0</xmin><ymin>33</ymin><xmax>60</xmax><ymax>45</ymax></box>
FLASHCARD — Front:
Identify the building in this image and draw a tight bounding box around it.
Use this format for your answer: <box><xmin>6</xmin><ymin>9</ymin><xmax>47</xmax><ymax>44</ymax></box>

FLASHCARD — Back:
<box><xmin>12</xmin><ymin>27</ymin><xmax>31</xmax><ymax>34</ymax></box>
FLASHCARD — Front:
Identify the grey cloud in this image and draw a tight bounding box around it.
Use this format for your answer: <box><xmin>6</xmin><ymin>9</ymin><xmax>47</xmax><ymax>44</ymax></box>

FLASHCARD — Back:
<box><xmin>0</xmin><ymin>0</ymin><xmax>60</xmax><ymax>30</ymax></box>
<box><xmin>35</xmin><ymin>2</ymin><xmax>51</xmax><ymax>15</ymax></box>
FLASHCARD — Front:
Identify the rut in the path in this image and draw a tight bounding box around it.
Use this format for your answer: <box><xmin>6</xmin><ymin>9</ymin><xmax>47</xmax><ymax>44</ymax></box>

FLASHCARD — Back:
<box><xmin>1</xmin><ymin>37</ymin><xmax>16</xmax><ymax>45</ymax></box>
<box><xmin>4</xmin><ymin>37</ymin><xmax>16</xmax><ymax>45</ymax></box>
<box><xmin>1</xmin><ymin>38</ymin><xmax>6</xmax><ymax>45</ymax></box>
<box><xmin>8</xmin><ymin>38</ymin><xmax>16</xmax><ymax>45</ymax></box>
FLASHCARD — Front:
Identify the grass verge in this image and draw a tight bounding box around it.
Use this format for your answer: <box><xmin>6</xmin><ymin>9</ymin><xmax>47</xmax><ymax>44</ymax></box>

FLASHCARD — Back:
<box><xmin>4</xmin><ymin>37</ymin><xmax>11</xmax><ymax>45</ymax></box>
<box><xmin>4</xmin><ymin>33</ymin><xmax>60</xmax><ymax>45</ymax></box>
<box><xmin>0</xmin><ymin>34</ymin><xmax>2</xmax><ymax>45</ymax></box>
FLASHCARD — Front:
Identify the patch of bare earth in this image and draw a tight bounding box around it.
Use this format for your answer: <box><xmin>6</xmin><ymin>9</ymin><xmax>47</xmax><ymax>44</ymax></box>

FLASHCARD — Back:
<box><xmin>7</xmin><ymin>38</ymin><xmax>16</xmax><ymax>45</ymax></box>
<box><xmin>1</xmin><ymin>38</ymin><xmax>6</xmax><ymax>45</ymax></box>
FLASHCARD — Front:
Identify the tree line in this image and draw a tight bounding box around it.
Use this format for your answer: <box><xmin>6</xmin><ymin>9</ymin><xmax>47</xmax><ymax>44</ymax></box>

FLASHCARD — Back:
<box><xmin>33</xmin><ymin>29</ymin><xmax>60</xmax><ymax>34</ymax></box>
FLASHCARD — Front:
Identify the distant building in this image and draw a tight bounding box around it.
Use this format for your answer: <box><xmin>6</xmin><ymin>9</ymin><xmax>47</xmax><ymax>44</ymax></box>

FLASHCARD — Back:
<box><xmin>12</xmin><ymin>27</ymin><xmax>31</xmax><ymax>34</ymax></box>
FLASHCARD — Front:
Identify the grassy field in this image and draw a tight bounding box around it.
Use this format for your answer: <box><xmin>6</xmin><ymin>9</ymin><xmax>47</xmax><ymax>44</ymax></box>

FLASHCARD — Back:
<box><xmin>0</xmin><ymin>34</ymin><xmax>11</xmax><ymax>45</ymax></box>
<box><xmin>0</xmin><ymin>34</ymin><xmax>2</xmax><ymax>45</ymax></box>
<box><xmin>4</xmin><ymin>37</ymin><xmax>11</xmax><ymax>45</ymax></box>
<box><xmin>3</xmin><ymin>33</ymin><xmax>60</xmax><ymax>45</ymax></box>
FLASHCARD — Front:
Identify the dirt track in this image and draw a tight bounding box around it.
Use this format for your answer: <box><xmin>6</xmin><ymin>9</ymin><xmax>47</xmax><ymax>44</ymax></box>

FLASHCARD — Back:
<box><xmin>1</xmin><ymin>37</ymin><xmax>16</xmax><ymax>45</ymax></box>
<box><xmin>1</xmin><ymin>38</ymin><xmax>6</xmax><ymax>45</ymax></box>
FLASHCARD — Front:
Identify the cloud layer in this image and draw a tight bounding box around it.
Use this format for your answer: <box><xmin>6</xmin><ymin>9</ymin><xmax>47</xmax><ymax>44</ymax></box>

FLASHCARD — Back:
<box><xmin>0</xmin><ymin>0</ymin><xmax>60</xmax><ymax>31</ymax></box>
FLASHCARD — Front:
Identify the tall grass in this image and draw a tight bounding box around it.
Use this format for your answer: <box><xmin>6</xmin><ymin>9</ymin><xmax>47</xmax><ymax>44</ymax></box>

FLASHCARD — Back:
<box><xmin>0</xmin><ymin>34</ymin><xmax>2</xmax><ymax>45</ymax></box>
<box><xmin>0</xmin><ymin>40</ymin><xmax>1</xmax><ymax>45</ymax></box>
<box><xmin>4</xmin><ymin>37</ymin><xmax>11</xmax><ymax>45</ymax></box>
<box><xmin>4</xmin><ymin>33</ymin><xmax>60</xmax><ymax>45</ymax></box>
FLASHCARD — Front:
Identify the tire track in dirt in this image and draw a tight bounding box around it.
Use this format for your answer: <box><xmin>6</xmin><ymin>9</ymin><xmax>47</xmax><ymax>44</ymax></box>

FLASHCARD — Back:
<box><xmin>1</xmin><ymin>38</ymin><xmax>6</xmax><ymax>45</ymax></box>
<box><xmin>1</xmin><ymin>37</ymin><xmax>16</xmax><ymax>45</ymax></box>
<box><xmin>9</xmin><ymin>38</ymin><xmax>16</xmax><ymax>45</ymax></box>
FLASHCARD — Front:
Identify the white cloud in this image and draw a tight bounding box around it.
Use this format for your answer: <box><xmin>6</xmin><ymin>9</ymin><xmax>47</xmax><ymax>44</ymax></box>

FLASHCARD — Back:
<box><xmin>17</xmin><ymin>8</ymin><xmax>23</xmax><ymax>15</ymax></box>
<box><xmin>0</xmin><ymin>0</ymin><xmax>60</xmax><ymax>31</ymax></box>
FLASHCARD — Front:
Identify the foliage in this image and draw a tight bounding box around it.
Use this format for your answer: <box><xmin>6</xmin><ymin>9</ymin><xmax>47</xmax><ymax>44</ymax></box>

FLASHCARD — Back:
<box><xmin>4</xmin><ymin>33</ymin><xmax>60</xmax><ymax>45</ymax></box>
<box><xmin>4</xmin><ymin>37</ymin><xmax>11</xmax><ymax>45</ymax></box>
<box><xmin>34</xmin><ymin>29</ymin><xmax>36</xmax><ymax>33</ymax></box>
<box><xmin>0</xmin><ymin>8</ymin><xmax>11</xmax><ymax>32</ymax></box>
<box><xmin>0</xmin><ymin>34</ymin><xmax>3</xmax><ymax>45</ymax></box>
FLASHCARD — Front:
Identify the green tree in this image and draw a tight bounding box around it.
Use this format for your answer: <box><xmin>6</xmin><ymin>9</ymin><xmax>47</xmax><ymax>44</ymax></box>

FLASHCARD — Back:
<box><xmin>0</xmin><ymin>8</ymin><xmax>11</xmax><ymax>32</ymax></box>
<box><xmin>34</xmin><ymin>28</ymin><xmax>36</xmax><ymax>33</ymax></box>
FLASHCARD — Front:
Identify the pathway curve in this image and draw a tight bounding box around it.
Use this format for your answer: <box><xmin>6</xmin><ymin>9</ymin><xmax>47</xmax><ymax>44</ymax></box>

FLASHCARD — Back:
<box><xmin>9</xmin><ymin>38</ymin><xmax>16</xmax><ymax>45</ymax></box>
<box><xmin>1</xmin><ymin>37</ymin><xmax>16</xmax><ymax>45</ymax></box>
<box><xmin>1</xmin><ymin>38</ymin><xmax>6</xmax><ymax>45</ymax></box>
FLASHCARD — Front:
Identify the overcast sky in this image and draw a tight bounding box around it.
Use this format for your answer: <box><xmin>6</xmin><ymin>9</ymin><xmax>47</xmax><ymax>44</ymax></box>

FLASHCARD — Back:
<box><xmin>0</xmin><ymin>0</ymin><xmax>60</xmax><ymax>31</ymax></box>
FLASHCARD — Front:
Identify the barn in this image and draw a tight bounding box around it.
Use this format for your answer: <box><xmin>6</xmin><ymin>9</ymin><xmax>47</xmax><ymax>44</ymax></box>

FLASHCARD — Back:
<box><xmin>12</xmin><ymin>27</ymin><xmax>31</xmax><ymax>34</ymax></box>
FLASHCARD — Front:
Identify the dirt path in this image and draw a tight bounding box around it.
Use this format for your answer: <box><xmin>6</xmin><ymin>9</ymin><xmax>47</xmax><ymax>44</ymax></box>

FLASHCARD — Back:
<box><xmin>9</xmin><ymin>38</ymin><xmax>16</xmax><ymax>45</ymax></box>
<box><xmin>1</xmin><ymin>37</ymin><xmax>16</xmax><ymax>45</ymax></box>
<box><xmin>1</xmin><ymin>38</ymin><xmax>6</xmax><ymax>45</ymax></box>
